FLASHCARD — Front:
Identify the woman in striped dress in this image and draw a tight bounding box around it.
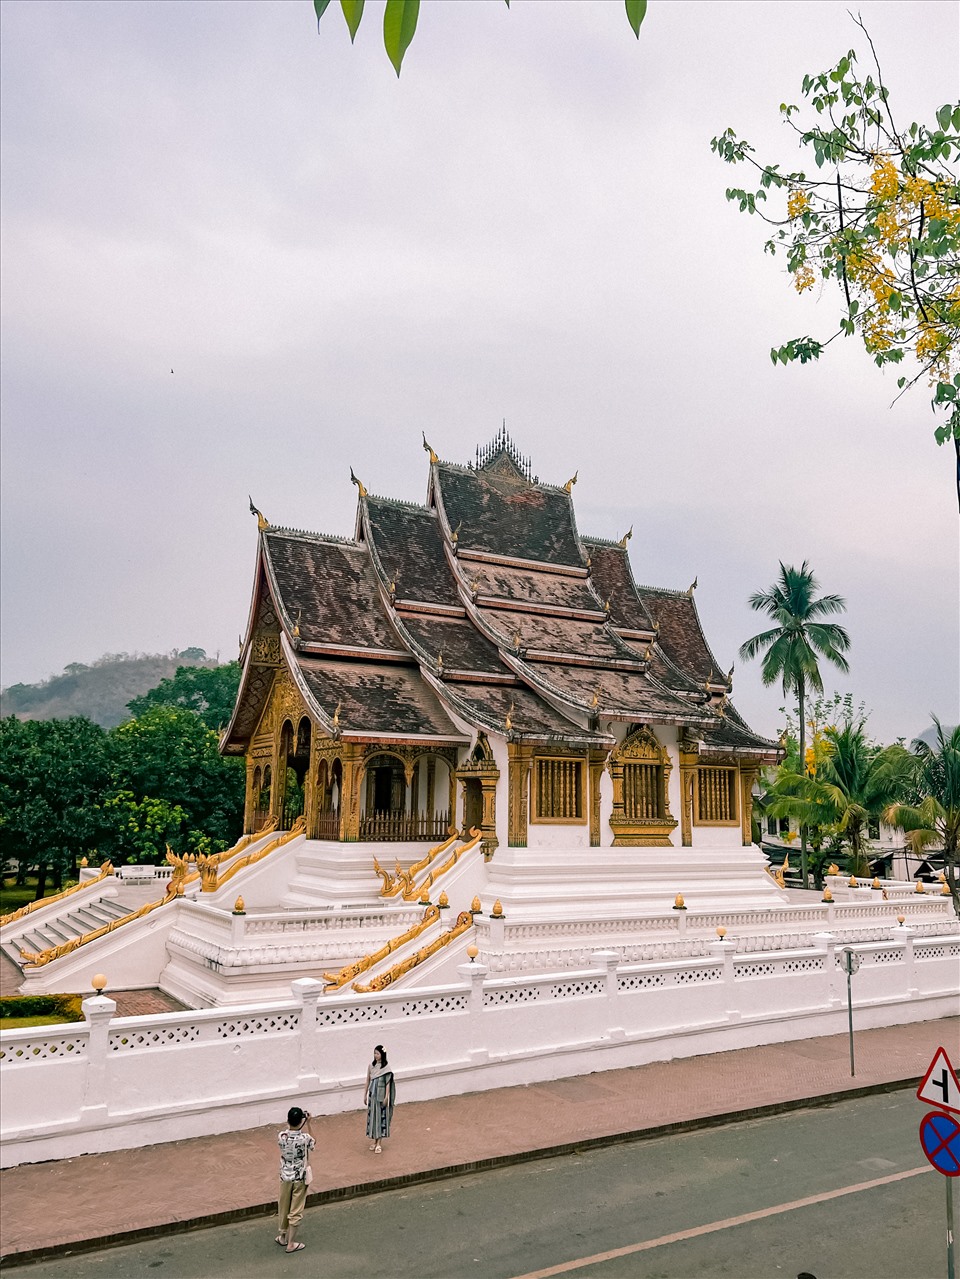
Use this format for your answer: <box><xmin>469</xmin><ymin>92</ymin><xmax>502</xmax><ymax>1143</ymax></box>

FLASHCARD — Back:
<box><xmin>364</xmin><ymin>1044</ymin><xmax>395</xmax><ymax>1154</ymax></box>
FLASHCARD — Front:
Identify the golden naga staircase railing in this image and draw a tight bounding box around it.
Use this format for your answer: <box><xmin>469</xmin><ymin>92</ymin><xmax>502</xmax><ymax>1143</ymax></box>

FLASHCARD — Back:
<box><xmin>215</xmin><ymin>816</ymin><xmax>302</xmax><ymax>891</ymax></box>
<box><xmin>322</xmin><ymin>904</ymin><xmax>441</xmax><ymax>992</ymax></box>
<box><xmin>1</xmin><ymin>860</ymin><xmax>115</xmax><ymax>930</ymax></box>
<box><xmin>372</xmin><ymin>828</ymin><xmax>481</xmax><ymax>901</ymax></box>
<box><xmin>16</xmin><ymin>819</ymin><xmax>300</xmax><ymax>970</ymax></box>
<box><xmin>352</xmin><ymin>910</ymin><xmax>475</xmax><ymax>993</ymax></box>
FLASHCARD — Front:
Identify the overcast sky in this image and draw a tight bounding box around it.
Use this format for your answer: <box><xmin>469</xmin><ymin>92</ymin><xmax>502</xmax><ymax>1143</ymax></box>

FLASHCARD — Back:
<box><xmin>1</xmin><ymin>0</ymin><xmax>957</xmax><ymax>744</ymax></box>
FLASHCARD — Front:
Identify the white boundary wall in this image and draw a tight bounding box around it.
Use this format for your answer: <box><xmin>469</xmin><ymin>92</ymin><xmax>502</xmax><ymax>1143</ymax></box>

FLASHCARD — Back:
<box><xmin>2</xmin><ymin>926</ymin><xmax>957</xmax><ymax>1168</ymax></box>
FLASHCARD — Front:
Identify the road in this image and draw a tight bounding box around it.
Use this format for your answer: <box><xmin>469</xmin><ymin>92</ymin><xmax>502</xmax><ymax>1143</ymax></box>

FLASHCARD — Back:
<box><xmin>15</xmin><ymin>1089</ymin><xmax>945</xmax><ymax>1279</ymax></box>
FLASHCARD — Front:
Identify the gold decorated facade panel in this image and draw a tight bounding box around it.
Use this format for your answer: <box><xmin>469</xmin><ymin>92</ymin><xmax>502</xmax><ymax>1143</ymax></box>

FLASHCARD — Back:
<box><xmin>608</xmin><ymin>725</ymin><xmax>676</xmax><ymax>847</ymax></box>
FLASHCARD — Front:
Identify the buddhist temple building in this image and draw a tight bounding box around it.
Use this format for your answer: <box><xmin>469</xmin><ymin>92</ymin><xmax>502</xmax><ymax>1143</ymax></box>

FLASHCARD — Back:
<box><xmin>221</xmin><ymin>429</ymin><xmax>779</xmax><ymax>865</ymax></box>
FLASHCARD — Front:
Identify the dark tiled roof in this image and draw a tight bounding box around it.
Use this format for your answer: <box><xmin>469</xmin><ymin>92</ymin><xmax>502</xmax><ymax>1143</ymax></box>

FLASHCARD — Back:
<box><xmin>263</xmin><ymin>532</ymin><xmax>403</xmax><ymax>653</ymax></box>
<box><xmin>475</xmin><ymin>563</ymin><xmax>601</xmax><ymax>613</ymax></box>
<box><xmin>584</xmin><ymin>542</ymin><xmax>655</xmax><ymax>631</ymax></box>
<box><xmin>399</xmin><ymin>614</ymin><xmax>504</xmax><ymax>674</ymax></box>
<box><xmin>525</xmin><ymin>662</ymin><xmax>715</xmax><ymax>723</ymax></box>
<box><xmin>435</xmin><ymin>463</ymin><xmax>584</xmax><ymax>567</ymax></box>
<box><xmin>701</xmin><ymin>702</ymin><xmax>779</xmax><ymax>755</ymax></box>
<box><xmin>479</xmin><ymin>608</ymin><xmax>628</xmax><ymax>662</ymax></box>
<box><xmin>364</xmin><ymin>499</ymin><xmax>460</xmax><ymax>608</ymax></box>
<box><xmin>297</xmin><ymin>658</ymin><xmax>465</xmax><ymax>740</ymax></box>
<box><xmin>438</xmin><ymin>680</ymin><xmax>607</xmax><ymax>744</ymax></box>
<box><xmin>637</xmin><ymin>588</ymin><xmax>727</xmax><ymax>686</ymax></box>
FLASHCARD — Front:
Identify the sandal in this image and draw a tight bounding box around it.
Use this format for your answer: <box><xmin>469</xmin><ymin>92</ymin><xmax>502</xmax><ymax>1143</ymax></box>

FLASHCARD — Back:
<box><xmin>275</xmin><ymin>1236</ymin><xmax>287</xmax><ymax>1246</ymax></box>
<box><xmin>374</xmin><ymin>1143</ymin><xmax>382</xmax><ymax>1154</ymax></box>
<box><xmin>286</xmin><ymin>1242</ymin><xmax>306</xmax><ymax>1253</ymax></box>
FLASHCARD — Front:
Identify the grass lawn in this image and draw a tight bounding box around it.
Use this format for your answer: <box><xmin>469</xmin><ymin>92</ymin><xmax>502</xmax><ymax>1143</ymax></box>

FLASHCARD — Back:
<box><xmin>0</xmin><ymin>876</ymin><xmax>76</xmax><ymax>915</ymax></box>
<box><xmin>1</xmin><ymin>1014</ymin><xmax>83</xmax><ymax>1029</ymax></box>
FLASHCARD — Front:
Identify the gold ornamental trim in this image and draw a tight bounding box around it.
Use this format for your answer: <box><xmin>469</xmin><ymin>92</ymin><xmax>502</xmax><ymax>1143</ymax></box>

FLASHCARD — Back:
<box><xmin>1</xmin><ymin>860</ymin><xmax>114</xmax><ymax>930</ymax></box>
<box><xmin>373</xmin><ymin>829</ymin><xmax>459</xmax><ymax>897</ymax></box>
<box><xmin>216</xmin><ymin>816</ymin><xmax>304</xmax><ymax>890</ymax></box>
<box><xmin>352</xmin><ymin>911</ymin><xmax>474</xmax><ymax>993</ymax></box>
<box><xmin>323</xmin><ymin>905</ymin><xmax>441</xmax><ymax>991</ymax></box>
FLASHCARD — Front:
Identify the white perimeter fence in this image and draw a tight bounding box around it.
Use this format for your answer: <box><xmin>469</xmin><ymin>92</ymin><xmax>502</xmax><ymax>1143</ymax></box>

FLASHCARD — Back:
<box><xmin>2</xmin><ymin>927</ymin><xmax>957</xmax><ymax>1167</ymax></box>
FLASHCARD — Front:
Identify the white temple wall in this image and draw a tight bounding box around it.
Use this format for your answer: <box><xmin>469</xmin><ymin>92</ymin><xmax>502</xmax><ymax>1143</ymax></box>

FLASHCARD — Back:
<box><xmin>3</xmin><ymin>930</ymin><xmax>956</xmax><ymax>1167</ymax></box>
<box><xmin>598</xmin><ymin>766</ymin><xmax>614</xmax><ymax>845</ymax></box>
<box><xmin>490</xmin><ymin>733</ymin><xmax>510</xmax><ymax>847</ymax></box>
<box><xmin>526</xmin><ymin>822</ymin><xmax>590</xmax><ymax>851</ymax></box>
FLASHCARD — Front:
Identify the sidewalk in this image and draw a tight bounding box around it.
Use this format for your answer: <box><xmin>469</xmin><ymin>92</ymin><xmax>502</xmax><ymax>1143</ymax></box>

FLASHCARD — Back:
<box><xmin>1</xmin><ymin>1016</ymin><xmax>956</xmax><ymax>1265</ymax></box>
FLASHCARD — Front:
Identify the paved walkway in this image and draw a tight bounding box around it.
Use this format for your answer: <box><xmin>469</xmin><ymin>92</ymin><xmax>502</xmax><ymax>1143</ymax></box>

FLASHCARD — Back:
<box><xmin>2</xmin><ymin>1016</ymin><xmax>956</xmax><ymax>1265</ymax></box>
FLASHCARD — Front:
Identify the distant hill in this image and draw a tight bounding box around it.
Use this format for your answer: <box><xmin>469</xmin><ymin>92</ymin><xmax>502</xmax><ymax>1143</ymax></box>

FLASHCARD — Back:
<box><xmin>0</xmin><ymin>650</ymin><xmax>219</xmax><ymax>729</ymax></box>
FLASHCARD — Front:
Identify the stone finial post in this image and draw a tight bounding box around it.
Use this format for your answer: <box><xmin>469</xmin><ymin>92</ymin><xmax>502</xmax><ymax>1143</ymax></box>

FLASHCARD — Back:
<box><xmin>894</xmin><ymin>923</ymin><xmax>918</xmax><ymax>998</ymax></box>
<box><xmin>812</xmin><ymin>932</ymin><xmax>840</xmax><ymax>1007</ymax></box>
<box><xmin>292</xmin><ymin>978</ymin><xmax>323</xmax><ymax>1091</ymax></box>
<box><xmin>706</xmin><ymin>939</ymin><xmax>738</xmax><ymax>1020</ymax></box>
<box><xmin>591</xmin><ymin>949</ymin><xmax>620</xmax><ymax>999</ymax></box>
<box><xmin>80</xmin><ymin>993</ymin><xmax>117</xmax><ymax>1121</ymax></box>
<box><xmin>456</xmin><ymin>960</ymin><xmax>487</xmax><ymax>1014</ymax></box>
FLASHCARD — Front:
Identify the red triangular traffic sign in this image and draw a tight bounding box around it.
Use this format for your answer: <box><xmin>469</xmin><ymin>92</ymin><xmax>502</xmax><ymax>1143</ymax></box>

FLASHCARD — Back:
<box><xmin>917</xmin><ymin>1047</ymin><xmax>960</xmax><ymax>1115</ymax></box>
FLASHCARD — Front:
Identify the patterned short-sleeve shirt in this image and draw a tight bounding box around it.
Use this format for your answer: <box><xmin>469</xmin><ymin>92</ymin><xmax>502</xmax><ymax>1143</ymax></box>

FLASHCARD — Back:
<box><xmin>278</xmin><ymin>1128</ymin><xmax>315</xmax><ymax>1182</ymax></box>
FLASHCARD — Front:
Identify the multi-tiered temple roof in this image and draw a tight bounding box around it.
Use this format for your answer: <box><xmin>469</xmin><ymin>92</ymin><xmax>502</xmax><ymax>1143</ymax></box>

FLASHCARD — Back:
<box><xmin>222</xmin><ymin>430</ymin><xmax>776</xmax><ymax>759</ymax></box>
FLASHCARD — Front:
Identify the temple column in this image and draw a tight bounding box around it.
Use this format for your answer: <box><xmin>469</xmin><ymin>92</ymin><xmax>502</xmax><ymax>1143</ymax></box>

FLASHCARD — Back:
<box><xmin>589</xmin><ymin>750</ymin><xmax>605</xmax><ymax>848</ymax></box>
<box><xmin>679</xmin><ymin>751</ymin><xmax>698</xmax><ymax>847</ymax></box>
<box><xmin>243</xmin><ymin>758</ymin><xmax>256</xmax><ymax>834</ymax></box>
<box><xmin>507</xmin><ymin>743</ymin><xmax>532</xmax><ymax>847</ymax></box>
<box><xmin>341</xmin><ymin>745</ymin><xmax>364</xmax><ymax>842</ymax></box>
<box><xmin>740</xmin><ymin>764</ymin><xmax>759</xmax><ymax>846</ymax></box>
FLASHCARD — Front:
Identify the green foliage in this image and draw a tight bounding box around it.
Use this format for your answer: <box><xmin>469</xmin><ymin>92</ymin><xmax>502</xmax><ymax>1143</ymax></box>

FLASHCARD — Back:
<box><xmin>0</xmin><ymin>650</ymin><xmax>218</xmax><ymax>729</ymax></box>
<box><xmin>885</xmin><ymin>715</ymin><xmax>960</xmax><ymax>914</ymax></box>
<box><xmin>126</xmin><ymin>662</ymin><xmax>241</xmax><ymax>732</ymax></box>
<box><xmin>313</xmin><ymin>0</ymin><xmax>646</xmax><ymax>77</ymax></box>
<box><xmin>766</xmin><ymin>716</ymin><xmax>913</xmax><ymax>881</ymax></box>
<box><xmin>0</xmin><ymin>993</ymin><xmax>83</xmax><ymax>1023</ymax></box>
<box><xmin>711</xmin><ymin>16</ymin><xmax>960</xmax><ymax>470</ymax></box>
<box><xmin>0</xmin><ymin>666</ymin><xmax>245</xmax><ymax>877</ymax></box>
<box><xmin>108</xmin><ymin>707</ymin><xmax>245</xmax><ymax>856</ymax></box>
<box><xmin>0</xmin><ymin>717</ymin><xmax>113</xmax><ymax>894</ymax></box>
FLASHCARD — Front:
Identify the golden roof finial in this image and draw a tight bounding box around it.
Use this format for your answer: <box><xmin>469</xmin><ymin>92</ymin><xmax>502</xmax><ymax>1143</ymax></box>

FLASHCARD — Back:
<box><xmin>451</xmin><ymin>520</ymin><xmax>462</xmax><ymax>544</ymax></box>
<box><xmin>590</xmin><ymin>685</ymin><xmax>601</xmax><ymax>709</ymax></box>
<box><xmin>349</xmin><ymin>467</ymin><xmax>367</xmax><ymax>498</ymax></box>
<box><xmin>437</xmin><ymin>649</ymin><xmax>444</xmax><ymax>673</ymax></box>
<box><xmin>564</xmin><ymin>470</ymin><xmax>578</xmax><ymax>494</ymax></box>
<box><xmin>389</xmin><ymin>576</ymin><xmax>397</xmax><ymax>598</ymax></box>
<box><xmin>422</xmin><ymin>432</ymin><xmax>439</xmax><ymax>465</ymax></box>
<box><xmin>504</xmin><ymin>701</ymin><xmax>514</xmax><ymax>733</ymax></box>
<box><xmin>618</xmin><ymin>525</ymin><xmax>633</xmax><ymax>549</ymax></box>
<box><xmin>727</xmin><ymin>664</ymin><xmax>734</xmax><ymax>684</ymax></box>
<box><xmin>687</xmin><ymin>576</ymin><xmax>698</xmax><ymax>595</ymax></box>
<box><xmin>513</xmin><ymin>630</ymin><xmax>522</xmax><ymax>650</ymax></box>
<box><xmin>293</xmin><ymin>608</ymin><xmax>301</xmax><ymax>639</ymax></box>
<box><xmin>604</xmin><ymin>597</ymin><xmax>611</xmax><ymax>614</ymax></box>
<box><xmin>248</xmin><ymin>496</ymin><xmax>269</xmax><ymax>531</ymax></box>
<box><xmin>642</xmin><ymin>643</ymin><xmax>653</xmax><ymax>661</ymax></box>
<box><xmin>332</xmin><ymin>701</ymin><xmax>341</xmax><ymax>729</ymax></box>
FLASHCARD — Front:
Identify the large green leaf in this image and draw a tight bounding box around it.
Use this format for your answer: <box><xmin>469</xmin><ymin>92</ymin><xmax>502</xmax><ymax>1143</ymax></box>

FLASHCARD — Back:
<box><xmin>384</xmin><ymin>0</ymin><xmax>420</xmax><ymax>77</ymax></box>
<box><xmin>625</xmin><ymin>0</ymin><xmax>647</xmax><ymax>38</ymax></box>
<box><xmin>340</xmin><ymin>0</ymin><xmax>365</xmax><ymax>44</ymax></box>
<box><xmin>313</xmin><ymin>0</ymin><xmax>331</xmax><ymax>23</ymax></box>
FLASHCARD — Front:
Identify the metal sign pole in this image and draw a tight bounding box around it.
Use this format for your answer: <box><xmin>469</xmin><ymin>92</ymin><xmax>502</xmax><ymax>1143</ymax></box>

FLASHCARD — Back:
<box><xmin>841</xmin><ymin>948</ymin><xmax>858</xmax><ymax>1077</ymax></box>
<box><xmin>948</xmin><ymin>1175</ymin><xmax>956</xmax><ymax>1279</ymax></box>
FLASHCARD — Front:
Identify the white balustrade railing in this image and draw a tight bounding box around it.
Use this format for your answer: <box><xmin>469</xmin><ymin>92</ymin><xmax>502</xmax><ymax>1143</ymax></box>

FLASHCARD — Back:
<box><xmin>2</xmin><ymin>927</ymin><xmax>957</xmax><ymax>1169</ymax></box>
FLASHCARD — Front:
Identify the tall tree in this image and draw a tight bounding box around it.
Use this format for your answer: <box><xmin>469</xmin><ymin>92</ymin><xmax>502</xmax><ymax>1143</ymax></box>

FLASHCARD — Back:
<box><xmin>885</xmin><ymin>716</ymin><xmax>960</xmax><ymax>917</ymax></box>
<box><xmin>739</xmin><ymin>561</ymin><xmax>851</xmax><ymax>887</ymax></box>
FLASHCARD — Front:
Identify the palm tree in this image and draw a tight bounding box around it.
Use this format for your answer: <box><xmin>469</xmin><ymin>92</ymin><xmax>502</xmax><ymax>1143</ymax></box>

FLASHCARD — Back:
<box><xmin>739</xmin><ymin>562</ymin><xmax>851</xmax><ymax>887</ymax></box>
<box><xmin>885</xmin><ymin>716</ymin><xmax>960</xmax><ymax>917</ymax></box>
<box><xmin>766</xmin><ymin>722</ymin><xmax>913</xmax><ymax>882</ymax></box>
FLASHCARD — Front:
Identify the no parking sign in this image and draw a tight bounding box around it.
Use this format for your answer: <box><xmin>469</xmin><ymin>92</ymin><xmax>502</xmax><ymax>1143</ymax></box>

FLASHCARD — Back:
<box><xmin>917</xmin><ymin>1046</ymin><xmax>960</xmax><ymax>1279</ymax></box>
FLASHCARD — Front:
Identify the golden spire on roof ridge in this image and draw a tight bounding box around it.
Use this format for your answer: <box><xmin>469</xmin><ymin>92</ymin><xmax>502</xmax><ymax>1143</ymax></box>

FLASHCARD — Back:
<box><xmin>504</xmin><ymin>701</ymin><xmax>514</xmax><ymax>732</ymax></box>
<box><xmin>727</xmin><ymin>664</ymin><xmax>734</xmax><ymax>684</ymax></box>
<box><xmin>451</xmin><ymin>520</ymin><xmax>462</xmax><ymax>545</ymax></box>
<box><xmin>590</xmin><ymin>685</ymin><xmax>601</xmax><ymax>708</ymax></box>
<box><xmin>332</xmin><ymin>701</ymin><xmax>341</xmax><ymax>729</ymax></box>
<box><xmin>248</xmin><ymin>496</ymin><xmax>270</xmax><ymax>531</ymax></box>
<box><xmin>618</xmin><ymin>525</ymin><xmax>633</xmax><ymax>548</ymax></box>
<box><xmin>687</xmin><ymin>576</ymin><xmax>698</xmax><ymax>595</ymax></box>
<box><xmin>293</xmin><ymin>609</ymin><xmax>301</xmax><ymax>639</ymax></box>
<box><xmin>564</xmin><ymin>471</ymin><xmax>578</xmax><ymax>494</ymax></box>
<box><xmin>350</xmin><ymin>467</ymin><xmax>367</xmax><ymax>498</ymax></box>
<box><xmin>422</xmin><ymin>432</ymin><xmax>439</xmax><ymax>465</ymax></box>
